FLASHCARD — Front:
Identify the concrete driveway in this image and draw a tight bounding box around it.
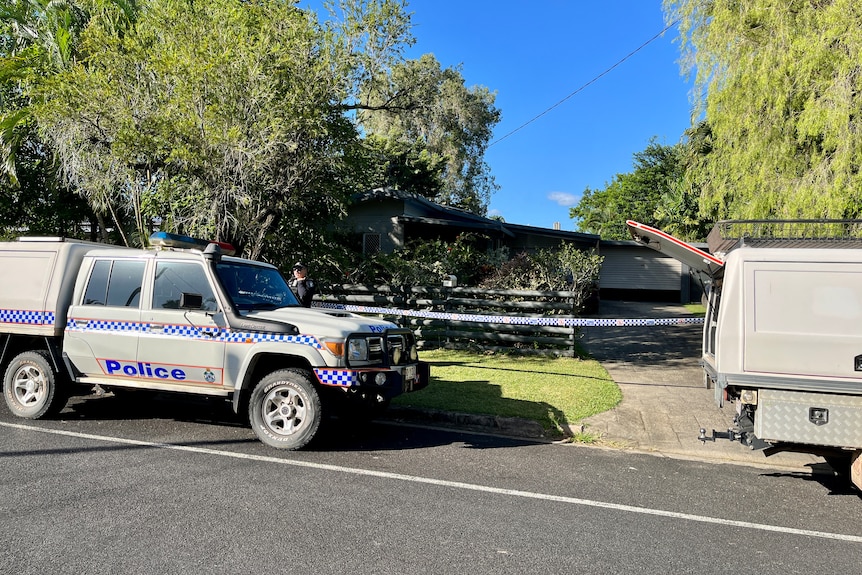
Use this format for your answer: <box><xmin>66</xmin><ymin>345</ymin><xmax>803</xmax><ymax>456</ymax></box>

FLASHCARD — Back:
<box><xmin>579</xmin><ymin>300</ymin><xmax>820</xmax><ymax>470</ymax></box>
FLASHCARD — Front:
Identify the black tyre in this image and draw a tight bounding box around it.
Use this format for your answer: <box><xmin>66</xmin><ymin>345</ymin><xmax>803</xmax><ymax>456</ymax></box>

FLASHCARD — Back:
<box><xmin>248</xmin><ymin>369</ymin><xmax>321</xmax><ymax>450</ymax></box>
<box><xmin>3</xmin><ymin>351</ymin><xmax>67</xmax><ymax>419</ymax></box>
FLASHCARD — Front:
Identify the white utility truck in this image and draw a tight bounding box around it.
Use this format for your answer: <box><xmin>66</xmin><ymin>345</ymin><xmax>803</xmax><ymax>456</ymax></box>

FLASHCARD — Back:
<box><xmin>0</xmin><ymin>233</ymin><xmax>429</xmax><ymax>449</ymax></box>
<box><xmin>627</xmin><ymin>220</ymin><xmax>862</xmax><ymax>490</ymax></box>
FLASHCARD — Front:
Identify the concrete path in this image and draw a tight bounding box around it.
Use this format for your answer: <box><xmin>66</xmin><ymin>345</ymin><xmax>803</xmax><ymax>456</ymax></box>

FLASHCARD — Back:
<box><xmin>579</xmin><ymin>300</ymin><xmax>820</xmax><ymax>470</ymax></box>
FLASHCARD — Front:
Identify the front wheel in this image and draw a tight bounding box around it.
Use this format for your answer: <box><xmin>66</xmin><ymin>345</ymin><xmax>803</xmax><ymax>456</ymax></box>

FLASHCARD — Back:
<box><xmin>3</xmin><ymin>351</ymin><xmax>67</xmax><ymax>419</ymax></box>
<box><xmin>248</xmin><ymin>369</ymin><xmax>322</xmax><ymax>450</ymax></box>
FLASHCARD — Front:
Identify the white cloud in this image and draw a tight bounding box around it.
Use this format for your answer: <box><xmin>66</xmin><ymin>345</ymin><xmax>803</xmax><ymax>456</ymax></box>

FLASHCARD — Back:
<box><xmin>487</xmin><ymin>208</ymin><xmax>504</xmax><ymax>218</ymax></box>
<box><xmin>548</xmin><ymin>192</ymin><xmax>580</xmax><ymax>207</ymax></box>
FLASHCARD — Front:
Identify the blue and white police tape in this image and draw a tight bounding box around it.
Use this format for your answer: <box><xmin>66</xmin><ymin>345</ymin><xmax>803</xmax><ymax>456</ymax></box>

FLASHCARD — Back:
<box><xmin>312</xmin><ymin>302</ymin><xmax>704</xmax><ymax>327</ymax></box>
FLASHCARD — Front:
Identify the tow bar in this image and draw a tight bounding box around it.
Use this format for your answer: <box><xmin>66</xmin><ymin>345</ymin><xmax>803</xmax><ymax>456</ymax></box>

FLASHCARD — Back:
<box><xmin>698</xmin><ymin>428</ymin><xmax>742</xmax><ymax>444</ymax></box>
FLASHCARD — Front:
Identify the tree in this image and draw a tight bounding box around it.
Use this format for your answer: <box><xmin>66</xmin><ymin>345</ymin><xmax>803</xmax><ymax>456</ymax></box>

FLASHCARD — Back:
<box><xmin>4</xmin><ymin>0</ymin><xmax>501</xmax><ymax>265</ymax></box>
<box><xmin>358</xmin><ymin>54</ymin><xmax>501</xmax><ymax>215</ymax></box>
<box><xmin>29</xmin><ymin>0</ymin><xmax>413</xmax><ymax>257</ymax></box>
<box><xmin>0</xmin><ymin>122</ymin><xmax>96</xmax><ymax>239</ymax></box>
<box><xmin>665</xmin><ymin>0</ymin><xmax>862</xmax><ymax>220</ymax></box>
<box><xmin>569</xmin><ymin>140</ymin><xmax>690</xmax><ymax>240</ymax></box>
<box><xmin>360</xmin><ymin>134</ymin><xmax>444</xmax><ymax>198</ymax></box>
<box><xmin>1</xmin><ymin>0</ymin><xmax>139</xmax><ymax>179</ymax></box>
<box><xmin>0</xmin><ymin>1</ymin><xmax>109</xmax><ymax>238</ymax></box>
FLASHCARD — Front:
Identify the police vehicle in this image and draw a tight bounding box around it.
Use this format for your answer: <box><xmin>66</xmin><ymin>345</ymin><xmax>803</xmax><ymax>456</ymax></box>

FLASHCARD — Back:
<box><xmin>628</xmin><ymin>219</ymin><xmax>862</xmax><ymax>490</ymax></box>
<box><xmin>0</xmin><ymin>233</ymin><xmax>429</xmax><ymax>449</ymax></box>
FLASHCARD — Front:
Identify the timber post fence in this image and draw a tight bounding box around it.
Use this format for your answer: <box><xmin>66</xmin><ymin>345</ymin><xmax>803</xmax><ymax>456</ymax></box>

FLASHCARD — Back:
<box><xmin>316</xmin><ymin>284</ymin><xmax>586</xmax><ymax>357</ymax></box>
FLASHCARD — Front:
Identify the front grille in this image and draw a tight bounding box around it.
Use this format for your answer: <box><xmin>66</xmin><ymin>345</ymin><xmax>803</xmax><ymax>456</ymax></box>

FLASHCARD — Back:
<box><xmin>346</xmin><ymin>330</ymin><xmax>418</xmax><ymax>368</ymax></box>
<box><xmin>368</xmin><ymin>337</ymin><xmax>383</xmax><ymax>362</ymax></box>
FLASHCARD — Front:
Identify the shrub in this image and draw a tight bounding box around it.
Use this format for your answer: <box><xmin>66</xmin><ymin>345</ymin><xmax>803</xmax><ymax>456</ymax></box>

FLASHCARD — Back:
<box><xmin>313</xmin><ymin>233</ymin><xmax>603</xmax><ymax>315</ymax></box>
<box><xmin>480</xmin><ymin>243</ymin><xmax>603</xmax><ymax>312</ymax></box>
<box><xmin>336</xmin><ymin>233</ymin><xmax>506</xmax><ymax>286</ymax></box>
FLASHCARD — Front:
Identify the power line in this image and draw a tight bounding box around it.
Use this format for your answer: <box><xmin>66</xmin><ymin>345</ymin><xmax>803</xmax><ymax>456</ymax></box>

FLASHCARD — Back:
<box><xmin>488</xmin><ymin>18</ymin><xmax>682</xmax><ymax>148</ymax></box>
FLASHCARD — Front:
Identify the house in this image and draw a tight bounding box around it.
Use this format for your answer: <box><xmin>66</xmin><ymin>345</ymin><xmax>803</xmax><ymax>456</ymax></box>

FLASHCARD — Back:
<box><xmin>598</xmin><ymin>239</ymin><xmax>707</xmax><ymax>303</ymax></box>
<box><xmin>346</xmin><ymin>188</ymin><xmax>599</xmax><ymax>255</ymax></box>
<box><xmin>346</xmin><ymin>188</ymin><xmax>700</xmax><ymax>303</ymax></box>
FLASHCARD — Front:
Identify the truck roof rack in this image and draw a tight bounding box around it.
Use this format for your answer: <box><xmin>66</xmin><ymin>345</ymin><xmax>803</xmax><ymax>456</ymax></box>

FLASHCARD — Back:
<box><xmin>16</xmin><ymin>236</ymin><xmax>106</xmax><ymax>245</ymax></box>
<box><xmin>707</xmin><ymin>219</ymin><xmax>862</xmax><ymax>255</ymax></box>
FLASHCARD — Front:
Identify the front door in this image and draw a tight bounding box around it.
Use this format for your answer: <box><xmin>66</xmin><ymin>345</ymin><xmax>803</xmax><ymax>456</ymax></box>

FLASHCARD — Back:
<box><xmin>136</xmin><ymin>259</ymin><xmax>227</xmax><ymax>390</ymax></box>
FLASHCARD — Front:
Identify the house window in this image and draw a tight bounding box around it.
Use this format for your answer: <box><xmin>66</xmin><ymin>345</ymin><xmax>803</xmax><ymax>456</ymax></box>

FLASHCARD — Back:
<box><xmin>363</xmin><ymin>233</ymin><xmax>381</xmax><ymax>255</ymax></box>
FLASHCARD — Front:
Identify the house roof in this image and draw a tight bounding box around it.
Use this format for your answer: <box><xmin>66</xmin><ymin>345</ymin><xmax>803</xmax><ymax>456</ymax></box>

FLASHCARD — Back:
<box><xmin>397</xmin><ymin>214</ymin><xmax>515</xmax><ymax>237</ymax></box>
<box><xmin>503</xmin><ymin>221</ymin><xmax>599</xmax><ymax>243</ymax></box>
<box><xmin>354</xmin><ymin>188</ymin><xmax>599</xmax><ymax>244</ymax></box>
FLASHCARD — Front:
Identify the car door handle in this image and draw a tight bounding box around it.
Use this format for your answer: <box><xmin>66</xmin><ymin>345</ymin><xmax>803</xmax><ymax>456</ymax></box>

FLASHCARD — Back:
<box><xmin>149</xmin><ymin>324</ymin><xmax>164</xmax><ymax>333</ymax></box>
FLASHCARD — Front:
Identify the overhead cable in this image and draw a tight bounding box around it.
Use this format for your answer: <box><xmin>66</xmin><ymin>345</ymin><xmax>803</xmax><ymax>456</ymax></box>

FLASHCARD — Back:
<box><xmin>489</xmin><ymin>18</ymin><xmax>682</xmax><ymax>148</ymax></box>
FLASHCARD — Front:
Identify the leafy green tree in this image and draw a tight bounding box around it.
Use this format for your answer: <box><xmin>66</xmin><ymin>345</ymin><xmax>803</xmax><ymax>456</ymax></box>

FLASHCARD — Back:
<box><xmin>0</xmin><ymin>122</ymin><xmax>96</xmax><ymax>239</ymax></box>
<box><xmin>1</xmin><ymin>0</ymin><xmax>140</xmax><ymax>174</ymax></box>
<box><xmin>569</xmin><ymin>140</ymin><xmax>688</xmax><ymax>240</ymax></box>
<box><xmin>2</xmin><ymin>0</ymin><xmax>85</xmax><ymax>184</ymax></box>
<box><xmin>358</xmin><ymin>54</ymin><xmax>501</xmax><ymax>215</ymax></box>
<box><xmin>665</xmin><ymin>0</ymin><xmax>862</xmax><ymax>219</ymax></box>
<box><xmin>361</xmin><ymin>134</ymin><xmax>444</xmax><ymax>198</ymax></box>
<box><xmin>4</xmin><ymin>0</ymin><xmax>501</xmax><ymax>265</ymax></box>
<box><xmin>30</xmin><ymin>0</ymin><xmax>412</xmax><ymax>257</ymax></box>
<box><xmin>0</xmin><ymin>1</ymin><xmax>111</xmax><ymax>238</ymax></box>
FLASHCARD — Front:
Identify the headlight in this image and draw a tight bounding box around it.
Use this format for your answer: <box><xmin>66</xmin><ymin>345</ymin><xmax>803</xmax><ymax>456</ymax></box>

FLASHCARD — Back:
<box><xmin>348</xmin><ymin>338</ymin><xmax>368</xmax><ymax>361</ymax></box>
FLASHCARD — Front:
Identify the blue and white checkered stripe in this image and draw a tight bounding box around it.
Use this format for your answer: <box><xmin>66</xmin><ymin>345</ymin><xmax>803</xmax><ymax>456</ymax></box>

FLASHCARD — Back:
<box><xmin>0</xmin><ymin>309</ymin><xmax>55</xmax><ymax>326</ymax></box>
<box><xmin>66</xmin><ymin>318</ymin><xmax>323</xmax><ymax>348</ymax></box>
<box><xmin>67</xmin><ymin>319</ymin><xmax>143</xmax><ymax>333</ymax></box>
<box><xmin>161</xmin><ymin>324</ymin><xmax>204</xmax><ymax>337</ymax></box>
<box><xmin>314</xmin><ymin>369</ymin><xmax>358</xmax><ymax>387</ymax></box>
<box><xmin>313</xmin><ymin>302</ymin><xmax>705</xmax><ymax>327</ymax></box>
<box><xmin>222</xmin><ymin>332</ymin><xmax>322</xmax><ymax>347</ymax></box>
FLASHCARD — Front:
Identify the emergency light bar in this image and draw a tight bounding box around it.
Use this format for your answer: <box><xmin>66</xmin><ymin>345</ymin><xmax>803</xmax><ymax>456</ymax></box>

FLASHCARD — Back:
<box><xmin>149</xmin><ymin>231</ymin><xmax>236</xmax><ymax>256</ymax></box>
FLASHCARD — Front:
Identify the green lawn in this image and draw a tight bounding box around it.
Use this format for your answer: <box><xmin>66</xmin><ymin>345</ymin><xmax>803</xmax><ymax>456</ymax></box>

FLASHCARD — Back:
<box><xmin>684</xmin><ymin>303</ymin><xmax>706</xmax><ymax>316</ymax></box>
<box><xmin>393</xmin><ymin>349</ymin><xmax>621</xmax><ymax>438</ymax></box>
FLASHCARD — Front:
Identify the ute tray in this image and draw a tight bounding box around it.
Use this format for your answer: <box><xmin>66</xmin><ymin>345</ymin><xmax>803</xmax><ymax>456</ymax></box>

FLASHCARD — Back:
<box><xmin>707</xmin><ymin>219</ymin><xmax>862</xmax><ymax>255</ymax></box>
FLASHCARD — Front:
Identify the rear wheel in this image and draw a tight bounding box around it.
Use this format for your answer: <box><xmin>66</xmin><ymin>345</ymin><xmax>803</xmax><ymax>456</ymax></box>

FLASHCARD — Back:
<box><xmin>3</xmin><ymin>351</ymin><xmax>67</xmax><ymax>419</ymax></box>
<box><xmin>248</xmin><ymin>369</ymin><xmax>321</xmax><ymax>449</ymax></box>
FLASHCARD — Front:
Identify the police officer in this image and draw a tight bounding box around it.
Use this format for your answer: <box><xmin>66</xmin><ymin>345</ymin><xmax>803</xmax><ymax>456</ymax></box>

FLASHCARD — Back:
<box><xmin>290</xmin><ymin>262</ymin><xmax>316</xmax><ymax>307</ymax></box>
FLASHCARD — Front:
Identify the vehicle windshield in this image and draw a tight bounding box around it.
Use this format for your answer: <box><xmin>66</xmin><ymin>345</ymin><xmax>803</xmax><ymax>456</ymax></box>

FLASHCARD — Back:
<box><xmin>215</xmin><ymin>261</ymin><xmax>300</xmax><ymax>311</ymax></box>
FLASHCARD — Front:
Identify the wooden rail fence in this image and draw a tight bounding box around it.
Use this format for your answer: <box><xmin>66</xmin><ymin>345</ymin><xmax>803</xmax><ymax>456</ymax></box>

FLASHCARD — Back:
<box><xmin>316</xmin><ymin>284</ymin><xmax>587</xmax><ymax>357</ymax></box>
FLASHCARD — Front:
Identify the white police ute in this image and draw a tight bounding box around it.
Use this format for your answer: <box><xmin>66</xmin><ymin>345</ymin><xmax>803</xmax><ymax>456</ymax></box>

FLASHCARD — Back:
<box><xmin>0</xmin><ymin>233</ymin><xmax>429</xmax><ymax>449</ymax></box>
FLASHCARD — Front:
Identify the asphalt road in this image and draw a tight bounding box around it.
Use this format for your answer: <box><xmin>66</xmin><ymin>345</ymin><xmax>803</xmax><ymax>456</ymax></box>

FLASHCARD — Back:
<box><xmin>2</xmin><ymin>393</ymin><xmax>861</xmax><ymax>575</ymax></box>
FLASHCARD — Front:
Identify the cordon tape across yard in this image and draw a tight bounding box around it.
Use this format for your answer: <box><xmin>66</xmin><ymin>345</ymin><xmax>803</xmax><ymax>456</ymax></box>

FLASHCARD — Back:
<box><xmin>313</xmin><ymin>302</ymin><xmax>704</xmax><ymax>328</ymax></box>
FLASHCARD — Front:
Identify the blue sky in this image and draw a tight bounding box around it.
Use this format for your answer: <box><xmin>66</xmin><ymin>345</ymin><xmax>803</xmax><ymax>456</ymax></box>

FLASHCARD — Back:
<box><xmin>306</xmin><ymin>1</ymin><xmax>696</xmax><ymax>230</ymax></box>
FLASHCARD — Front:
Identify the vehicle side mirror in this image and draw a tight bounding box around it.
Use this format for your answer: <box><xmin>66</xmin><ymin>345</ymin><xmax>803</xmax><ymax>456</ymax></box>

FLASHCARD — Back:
<box><xmin>180</xmin><ymin>292</ymin><xmax>203</xmax><ymax>310</ymax></box>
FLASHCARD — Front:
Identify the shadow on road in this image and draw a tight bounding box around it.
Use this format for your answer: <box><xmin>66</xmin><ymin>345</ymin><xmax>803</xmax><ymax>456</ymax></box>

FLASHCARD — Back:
<box><xmin>760</xmin><ymin>464</ymin><xmax>862</xmax><ymax>498</ymax></box>
<box><xmin>2</xmin><ymin>390</ymin><xmax>545</xmax><ymax>455</ymax></box>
